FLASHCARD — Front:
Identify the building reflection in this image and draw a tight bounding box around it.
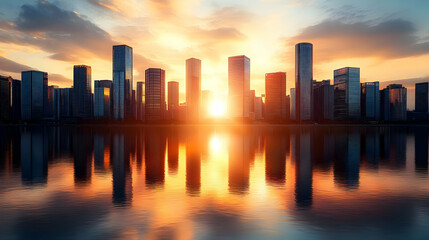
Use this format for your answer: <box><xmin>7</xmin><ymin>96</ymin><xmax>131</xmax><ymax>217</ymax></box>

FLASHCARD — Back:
<box><xmin>334</xmin><ymin>131</ymin><xmax>360</xmax><ymax>188</ymax></box>
<box><xmin>21</xmin><ymin>128</ymin><xmax>48</xmax><ymax>184</ymax></box>
<box><xmin>362</xmin><ymin>128</ymin><xmax>380</xmax><ymax>169</ymax></box>
<box><xmin>294</xmin><ymin>129</ymin><xmax>313</xmax><ymax>208</ymax></box>
<box><xmin>415</xmin><ymin>129</ymin><xmax>428</xmax><ymax>174</ymax></box>
<box><xmin>73</xmin><ymin>130</ymin><xmax>93</xmax><ymax>185</ymax></box>
<box><xmin>265</xmin><ymin>128</ymin><xmax>288</xmax><ymax>184</ymax></box>
<box><xmin>111</xmin><ymin>133</ymin><xmax>133</xmax><ymax>206</ymax></box>
<box><xmin>145</xmin><ymin>128</ymin><xmax>166</xmax><ymax>186</ymax></box>
<box><xmin>186</xmin><ymin>129</ymin><xmax>201</xmax><ymax>195</ymax></box>
<box><xmin>228</xmin><ymin>129</ymin><xmax>250</xmax><ymax>194</ymax></box>
<box><xmin>167</xmin><ymin>128</ymin><xmax>179</xmax><ymax>174</ymax></box>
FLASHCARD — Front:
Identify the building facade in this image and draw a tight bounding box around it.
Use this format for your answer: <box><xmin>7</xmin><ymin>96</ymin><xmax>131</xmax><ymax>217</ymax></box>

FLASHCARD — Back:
<box><xmin>334</xmin><ymin>67</ymin><xmax>361</xmax><ymax>120</ymax></box>
<box><xmin>186</xmin><ymin>58</ymin><xmax>201</xmax><ymax>121</ymax></box>
<box><xmin>415</xmin><ymin>82</ymin><xmax>429</xmax><ymax>117</ymax></box>
<box><xmin>73</xmin><ymin>65</ymin><xmax>92</xmax><ymax>120</ymax></box>
<box><xmin>361</xmin><ymin>82</ymin><xmax>380</xmax><ymax>121</ymax></box>
<box><xmin>145</xmin><ymin>68</ymin><xmax>165</xmax><ymax>121</ymax></box>
<box><xmin>136</xmin><ymin>82</ymin><xmax>145</xmax><ymax>121</ymax></box>
<box><xmin>94</xmin><ymin>87</ymin><xmax>111</xmax><ymax>119</ymax></box>
<box><xmin>0</xmin><ymin>75</ymin><xmax>12</xmax><ymax>121</ymax></box>
<box><xmin>168</xmin><ymin>81</ymin><xmax>179</xmax><ymax>120</ymax></box>
<box><xmin>313</xmin><ymin>80</ymin><xmax>334</xmax><ymax>122</ymax></box>
<box><xmin>265</xmin><ymin>72</ymin><xmax>287</xmax><ymax>121</ymax></box>
<box><xmin>228</xmin><ymin>55</ymin><xmax>250</xmax><ymax>119</ymax></box>
<box><xmin>389</xmin><ymin>84</ymin><xmax>407</xmax><ymax>121</ymax></box>
<box><xmin>295</xmin><ymin>43</ymin><xmax>313</xmax><ymax>121</ymax></box>
<box><xmin>113</xmin><ymin>45</ymin><xmax>133</xmax><ymax>120</ymax></box>
<box><xmin>12</xmin><ymin>79</ymin><xmax>21</xmax><ymax>121</ymax></box>
<box><xmin>290</xmin><ymin>88</ymin><xmax>296</xmax><ymax>120</ymax></box>
<box><xmin>21</xmin><ymin>71</ymin><xmax>48</xmax><ymax>121</ymax></box>
<box><xmin>54</xmin><ymin>88</ymin><xmax>73</xmax><ymax>120</ymax></box>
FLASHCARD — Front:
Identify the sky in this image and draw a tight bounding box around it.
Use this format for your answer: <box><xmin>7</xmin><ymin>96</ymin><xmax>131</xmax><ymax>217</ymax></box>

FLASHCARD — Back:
<box><xmin>1</xmin><ymin>0</ymin><xmax>429</xmax><ymax>109</ymax></box>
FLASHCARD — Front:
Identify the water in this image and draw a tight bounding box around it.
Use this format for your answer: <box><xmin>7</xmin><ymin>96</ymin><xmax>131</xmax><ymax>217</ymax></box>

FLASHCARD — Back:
<box><xmin>0</xmin><ymin>125</ymin><xmax>429</xmax><ymax>240</ymax></box>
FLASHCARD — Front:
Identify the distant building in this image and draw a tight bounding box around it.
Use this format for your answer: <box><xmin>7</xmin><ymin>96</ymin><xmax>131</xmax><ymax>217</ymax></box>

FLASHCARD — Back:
<box><xmin>94</xmin><ymin>87</ymin><xmax>111</xmax><ymax>119</ymax></box>
<box><xmin>228</xmin><ymin>55</ymin><xmax>250</xmax><ymax>119</ymax></box>
<box><xmin>381</xmin><ymin>84</ymin><xmax>407</xmax><ymax>121</ymax></box>
<box><xmin>46</xmin><ymin>85</ymin><xmax>58</xmax><ymax>119</ymax></box>
<box><xmin>145</xmin><ymin>68</ymin><xmax>165</xmax><ymax>121</ymax></box>
<box><xmin>361</xmin><ymin>82</ymin><xmax>380</xmax><ymax>121</ymax></box>
<box><xmin>290</xmin><ymin>88</ymin><xmax>296</xmax><ymax>120</ymax></box>
<box><xmin>254</xmin><ymin>96</ymin><xmax>263</xmax><ymax>120</ymax></box>
<box><xmin>136</xmin><ymin>82</ymin><xmax>145</xmax><ymax>121</ymax></box>
<box><xmin>186</xmin><ymin>58</ymin><xmax>201</xmax><ymax>121</ymax></box>
<box><xmin>415</xmin><ymin>82</ymin><xmax>429</xmax><ymax>119</ymax></box>
<box><xmin>54</xmin><ymin>88</ymin><xmax>73</xmax><ymax>120</ymax></box>
<box><xmin>73</xmin><ymin>65</ymin><xmax>92</xmax><ymax>120</ymax></box>
<box><xmin>12</xmin><ymin>79</ymin><xmax>21</xmax><ymax>121</ymax></box>
<box><xmin>168</xmin><ymin>81</ymin><xmax>179</xmax><ymax>120</ymax></box>
<box><xmin>95</xmin><ymin>80</ymin><xmax>113</xmax><ymax>117</ymax></box>
<box><xmin>250</xmin><ymin>90</ymin><xmax>255</xmax><ymax>114</ymax></box>
<box><xmin>113</xmin><ymin>45</ymin><xmax>133</xmax><ymax>120</ymax></box>
<box><xmin>295</xmin><ymin>43</ymin><xmax>313</xmax><ymax>121</ymax></box>
<box><xmin>265</xmin><ymin>72</ymin><xmax>287</xmax><ymax>121</ymax></box>
<box><xmin>0</xmin><ymin>75</ymin><xmax>12</xmax><ymax>121</ymax></box>
<box><xmin>334</xmin><ymin>67</ymin><xmax>361</xmax><ymax>120</ymax></box>
<box><xmin>21</xmin><ymin>71</ymin><xmax>48</xmax><ymax>121</ymax></box>
<box><xmin>313</xmin><ymin>80</ymin><xmax>334</xmax><ymax>122</ymax></box>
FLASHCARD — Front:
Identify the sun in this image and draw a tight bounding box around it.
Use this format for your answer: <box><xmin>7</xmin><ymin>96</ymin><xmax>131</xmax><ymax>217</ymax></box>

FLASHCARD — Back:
<box><xmin>209</xmin><ymin>99</ymin><xmax>227</xmax><ymax>118</ymax></box>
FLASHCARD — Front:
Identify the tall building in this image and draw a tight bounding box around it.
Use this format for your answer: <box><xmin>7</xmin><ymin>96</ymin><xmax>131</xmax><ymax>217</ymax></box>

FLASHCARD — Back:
<box><xmin>12</xmin><ymin>79</ymin><xmax>21</xmax><ymax>121</ymax></box>
<box><xmin>94</xmin><ymin>87</ymin><xmax>111</xmax><ymax>119</ymax></box>
<box><xmin>265</xmin><ymin>72</ymin><xmax>287</xmax><ymax>121</ymax></box>
<box><xmin>254</xmin><ymin>96</ymin><xmax>263</xmax><ymax>120</ymax></box>
<box><xmin>94</xmin><ymin>80</ymin><xmax>113</xmax><ymax>117</ymax></box>
<box><xmin>54</xmin><ymin>88</ymin><xmax>73</xmax><ymax>120</ymax></box>
<box><xmin>295</xmin><ymin>43</ymin><xmax>313</xmax><ymax>121</ymax></box>
<box><xmin>136</xmin><ymin>82</ymin><xmax>145</xmax><ymax>121</ymax></box>
<box><xmin>73</xmin><ymin>65</ymin><xmax>92</xmax><ymax>120</ymax></box>
<box><xmin>47</xmin><ymin>85</ymin><xmax>58</xmax><ymax>119</ymax></box>
<box><xmin>381</xmin><ymin>84</ymin><xmax>407</xmax><ymax>121</ymax></box>
<box><xmin>361</xmin><ymin>82</ymin><xmax>380</xmax><ymax>121</ymax></box>
<box><xmin>334</xmin><ymin>67</ymin><xmax>361</xmax><ymax>120</ymax></box>
<box><xmin>290</xmin><ymin>88</ymin><xmax>296</xmax><ymax>120</ymax></box>
<box><xmin>145</xmin><ymin>68</ymin><xmax>165</xmax><ymax>121</ymax></box>
<box><xmin>250</xmin><ymin>90</ymin><xmax>256</xmax><ymax>114</ymax></box>
<box><xmin>313</xmin><ymin>80</ymin><xmax>334</xmax><ymax>122</ymax></box>
<box><xmin>0</xmin><ymin>75</ymin><xmax>12</xmax><ymax>121</ymax></box>
<box><xmin>380</xmin><ymin>88</ymin><xmax>391</xmax><ymax>121</ymax></box>
<box><xmin>415</xmin><ymin>82</ymin><xmax>429</xmax><ymax>116</ymax></box>
<box><xmin>113</xmin><ymin>45</ymin><xmax>133</xmax><ymax>120</ymax></box>
<box><xmin>228</xmin><ymin>55</ymin><xmax>250</xmax><ymax>119</ymax></box>
<box><xmin>21</xmin><ymin>71</ymin><xmax>48</xmax><ymax>121</ymax></box>
<box><xmin>186</xmin><ymin>58</ymin><xmax>201</xmax><ymax>121</ymax></box>
<box><xmin>168</xmin><ymin>81</ymin><xmax>179</xmax><ymax>120</ymax></box>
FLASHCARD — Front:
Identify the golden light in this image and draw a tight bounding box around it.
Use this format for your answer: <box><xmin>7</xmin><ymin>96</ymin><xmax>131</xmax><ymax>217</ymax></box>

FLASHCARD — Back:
<box><xmin>209</xmin><ymin>99</ymin><xmax>227</xmax><ymax>118</ymax></box>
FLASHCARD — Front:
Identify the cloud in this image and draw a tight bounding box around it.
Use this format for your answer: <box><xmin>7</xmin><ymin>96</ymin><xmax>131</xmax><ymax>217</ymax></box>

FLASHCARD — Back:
<box><xmin>0</xmin><ymin>55</ymin><xmax>32</xmax><ymax>73</ymax></box>
<box><xmin>87</xmin><ymin>0</ymin><xmax>121</xmax><ymax>13</ymax></box>
<box><xmin>49</xmin><ymin>73</ymin><xmax>73</xmax><ymax>86</ymax></box>
<box><xmin>288</xmin><ymin>19</ymin><xmax>429</xmax><ymax>62</ymax></box>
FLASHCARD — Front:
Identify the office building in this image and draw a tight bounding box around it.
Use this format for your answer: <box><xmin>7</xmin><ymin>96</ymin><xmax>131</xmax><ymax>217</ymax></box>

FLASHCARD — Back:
<box><xmin>334</xmin><ymin>67</ymin><xmax>361</xmax><ymax>120</ymax></box>
<box><xmin>380</xmin><ymin>88</ymin><xmax>391</xmax><ymax>121</ymax></box>
<box><xmin>168</xmin><ymin>81</ymin><xmax>179</xmax><ymax>120</ymax></box>
<box><xmin>265</xmin><ymin>72</ymin><xmax>287</xmax><ymax>121</ymax></box>
<box><xmin>313</xmin><ymin>80</ymin><xmax>334</xmax><ymax>122</ymax></box>
<box><xmin>290</xmin><ymin>88</ymin><xmax>296</xmax><ymax>120</ymax></box>
<box><xmin>73</xmin><ymin>65</ymin><xmax>92</xmax><ymax>120</ymax></box>
<box><xmin>228</xmin><ymin>55</ymin><xmax>250</xmax><ymax>119</ymax></box>
<box><xmin>12</xmin><ymin>79</ymin><xmax>21</xmax><ymax>121</ymax></box>
<box><xmin>145</xmin><ymin>68</ymin><xmax>165</xmax><ymax>121</ymax></box>
<box><xmin>381</xmin><ymin>84</ymin><xmax>407</xmax><ymax>121</ymax></box>
<box><xmin>136</xmin><ymin>81</ymin><xmax>145</xmax><ymax>121</ymax></box>
<box><xmin>415</xmin><ymin>82</ymin><xmax>429</xmax><ymax>119</ymax></box>
<box><xmin>254</xmin><ymin>96</ymin><xmax>263</xmax><ymax>120</ymax></box>
<box><xmin>0</xmin><ymin>75</ymin><xmax>12</xmax><ymax>121</ymax></box>
<box><xmin>361</xmin><ymin>82</ymin><xmax>380</xmax><ymax>121</ymax></box>
<box><xmin>54</xmin><ymin>88</ymin><xmax>73</xmax><ymax>120</ymax></box>
<box><xmin>295</xmin><ymin>43</ymin><xmax>313</xmax><ymax>121</ymax></box>
<box><xmin>113</xmin><ymin>45</ymin><xmax>133</xmax><ymax>120</ymax></box>
<box><xmin>21</xmin><ymin>71</ymin><xmax>48</xmax><ymax>121</ymax></box>
<box><xmin>46</xmin><ymin>85</ymin><xmax>58</xmax><ymax>119</ymax></box>
<box><xmin>94</xmin><ymin>86</ymin><xmax>111</xmax><ymax>119</ymax></box>
<box><xmin>186</xmin><ymin>58</ymin><xmax>201</xmax><ymax>121</ymax></box>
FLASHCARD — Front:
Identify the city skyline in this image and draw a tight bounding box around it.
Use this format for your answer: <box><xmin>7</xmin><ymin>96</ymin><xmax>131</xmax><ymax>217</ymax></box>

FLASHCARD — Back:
<box><xmin>1</xmin><ymin>1</ymin><xmax>429</xmax><ymax>109</ymax></box>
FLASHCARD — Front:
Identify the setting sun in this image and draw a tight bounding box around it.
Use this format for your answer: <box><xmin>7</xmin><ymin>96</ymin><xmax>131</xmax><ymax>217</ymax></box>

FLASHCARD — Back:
<box><xmin>209</xmin><ymin>99</ymin><xmax>227</xmax><ymax>118</ymax></box>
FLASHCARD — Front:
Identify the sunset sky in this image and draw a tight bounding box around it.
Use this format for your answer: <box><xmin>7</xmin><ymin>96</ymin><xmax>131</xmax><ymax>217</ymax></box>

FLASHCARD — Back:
<box><xmin>1</xmin><ymin>0</ymin><xmax>429</xmax><ymax>109</ymax></box>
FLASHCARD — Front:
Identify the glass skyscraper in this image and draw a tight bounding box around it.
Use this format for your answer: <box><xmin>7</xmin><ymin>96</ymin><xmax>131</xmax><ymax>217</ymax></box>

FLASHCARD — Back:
<box><xmin>21</xmin><ymin>71</ymin><xmax>48</xmax><ymax>121</ymax></box>
<box><xmin>295</xmin><ymin>43</ymin><xmax>313</xmax><ymax>121</ymax></box>
<box><xmin>265</xmin><ymin>72</ymin><xmax>287</xmax><ymax>121</ymax></box>
<box><xmin>72</xmin><ymin>65</ymin><xmax>92</xmax><ymax>120</ymax></box>
<box><xmin>228</xmin><ymin>55</ymin><xmax>250</xmax><ymax>119</ymax></box>
<box><xmin>186</xmin><ymin>58</ymin><xmax>201</xmax><ymax>121</ymax></box>
<box><xmin>361</xmin><ymin>82</ymin><xmax>380</xmax><ymax>121</ymax></box>
<box><xmin>168</xmin><ymin>81</ymin><xmax>179</xmax><ymax>120</ymax></box>
<box><xmin>313</xmin><ymin>80</ymin><xmax>334</xmax><ymax>122</ymax></box>
<box><xmin>54</xmin><ymin>88</ymin><xmax>73</xmax><ymax>120</ymax></box>
<box><xmin>113</xmin><ymin>45</ymin><xmax>133</xmax><ymax>120</ymax></box>
<box><xmin>136</xmin><ymin>81</ymin><xmax>145</xmax><ymax>121</ymax></box>
<box><xmin>290</xmin><ymin>88</ymin><xmax>296</xmax><ymax>120</ymax></box>
<box><xmin>389</xmin><ymin>84</ymin><xmax>407</xmax><ymax>121</ymax></box>
<box><xmin>334</xmin><ymin>67</ymin><xmax>361</xmax><ymax>120</ymax></box>
<box><xmin>145</xmin><ymin>68</ymin><xmax>165</xmax><ymax>121</ymax></box>
<box><xmin>415</xmin><ymin>82</ymin><xmax>429</xmax><ymax>113</ymax></box>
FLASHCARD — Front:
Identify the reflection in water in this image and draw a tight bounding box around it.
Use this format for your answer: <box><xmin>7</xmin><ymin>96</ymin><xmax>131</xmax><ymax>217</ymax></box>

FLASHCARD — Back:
<box><xmin>0</xmin><ymin>125</ymin><xmax>429</xmax><ymax>239</ymax></box>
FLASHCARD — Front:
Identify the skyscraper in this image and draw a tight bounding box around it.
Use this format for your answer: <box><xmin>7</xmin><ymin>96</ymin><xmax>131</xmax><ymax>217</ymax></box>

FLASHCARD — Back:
<box><xmin>94</xmin><ymin>87</ymin><xmax>111</xmax><ymax>119</ymax></box>
<box><xmin>0</xmin><ymin>75</ymin><xmax>12</xmax><ymax>121</ymax></box>
<box><xmin>334</xmin><ymin>67</ymin><xmax>361</xmax><ymax>120</ymax></box>
<box><xmin>54</xmin><ymin>88</ymin><xmax>73</xmax><ymax>120</ymax></box>
<box><xmin>415</xmin><ymin>82</ymin><xmax>429</xmax><ymax>115</ymax></box>
<box><xmin>295</xmin><ymin>43</ymin><xmax>313</xmax><ymax>121</ymax></box>
<box><xmin>136</xmin><ymin>81</ymin><xmax>145</xmax><ymax>121</ymax></box>
<box><xmin>186</xmin><ymin>58</ymin><xmax>201</xmax><ymax>121</ymax></box>
<box><xmin>145</xmin><ymin>68</ymin><xmax>165</xmax><ymax>121</ymax></box>
<box><xmin>47</xmin><ymin>85</ymin><xmax>58</xmax><ymax>119</ymax></box>
<box><xmin>168</xmin><ymin>81</ymin><xmax>179</xmax><ymax>120</ymax></box>
<box><xmin>265</xmin><ymin>72</ymin><xmax>287</xmax><ymax>121</ymax></box>
<box><xmin>12</xmin><ymin>79</ymin><xmax>21</xmax><ymax>121</ymax></box>
<box><xmin>21</xmin><ymin>71</ymin><xmax>48</xmax><ymax>121</ymax></box>
<box><xmin>228</xmin><ymin>55</ymin><xmax>250</xmax><ymax>119</ymax></box>
<box><xmin>113</xmin><ymin>45</ymin><xmax>133</xmax><ymax>120</ymax></box>
<box><xmin>73</xmin><ymin>65</ymin><xmax>92</xmax><ymax>120</ymax></box>
<box><xmin>388</xmin><ymin>84</ymin><xmax>407</xmax><ymax>121</ymax></box>
<box><xmin>290</xmin><ymin>88</ymin><xmax>296</xmax><ymax>120</ymax></box>
<box><xmin>313</xmin><ymin>80</ymin><xmax>334</xmax><ymax>122</ymax></box>
<box><xmin>361</xmin><ymin>82</ymin><xmax>380</xmax><ymax>121</ymax></box>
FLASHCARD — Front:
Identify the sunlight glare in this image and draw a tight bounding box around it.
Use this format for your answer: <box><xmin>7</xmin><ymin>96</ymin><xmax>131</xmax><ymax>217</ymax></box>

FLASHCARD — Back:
<box><xmin>209</xmin><ymin>99</ymin><xmax>226</xmax><ymax>118</ymax></box>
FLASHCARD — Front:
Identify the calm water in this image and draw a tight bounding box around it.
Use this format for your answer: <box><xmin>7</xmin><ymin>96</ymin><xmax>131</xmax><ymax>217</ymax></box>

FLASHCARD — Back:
<box><xmin>1</xmin><ymin>125</ymin><xmax>429</xmax><ymax>240</ymax></box>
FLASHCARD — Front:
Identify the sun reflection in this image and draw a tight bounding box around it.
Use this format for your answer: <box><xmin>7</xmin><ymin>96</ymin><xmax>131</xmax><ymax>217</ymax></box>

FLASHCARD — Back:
<box><xmin>209</xmin><ymin>134</ymin><xmax>222</xmax><ymax>153</ymax></box>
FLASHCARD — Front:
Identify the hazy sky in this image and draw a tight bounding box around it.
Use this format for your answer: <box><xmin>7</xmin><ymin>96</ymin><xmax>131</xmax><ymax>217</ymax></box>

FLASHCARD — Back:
<box><xmin>1</xmin><ymin>0</ymin><xmax>429</xmax><ymax>108</ymax></box>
